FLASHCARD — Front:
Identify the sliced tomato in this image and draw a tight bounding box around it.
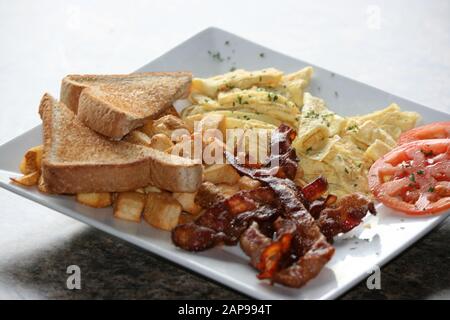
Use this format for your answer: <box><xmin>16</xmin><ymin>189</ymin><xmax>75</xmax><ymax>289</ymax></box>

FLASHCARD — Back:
<box><xmin>368</xmin><ymin>139</ymin><xmax>450</xmax><ymax>215</ymax></box>
<box><xmin>398</xmin><ymin>122</ymin><xmax>450</xmax><ymax>145</ymax></box>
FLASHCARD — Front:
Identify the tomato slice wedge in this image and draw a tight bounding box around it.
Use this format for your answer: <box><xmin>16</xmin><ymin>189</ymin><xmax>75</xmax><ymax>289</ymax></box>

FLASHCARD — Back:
<box><xmin>398</xmin><ymin>121</ymin><xmax>450</xmax><ymax>145</ymax></box>
<box><xmin>368</xmin><ymin>139</ymin><xmax>450</xmax><ymax>215</ymax></box>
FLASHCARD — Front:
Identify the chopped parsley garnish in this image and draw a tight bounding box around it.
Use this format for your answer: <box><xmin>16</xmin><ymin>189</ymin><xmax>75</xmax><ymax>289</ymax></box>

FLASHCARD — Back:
<box><xmin>208</xmin><ymin>51</ymin><xmax>224</xmax><ymax>62</ymax></box>
<box><xmin>267</xmin><ymin>93</ymin><xmax>278</xmax><ymax>102</ymax></box>
<box><xmin>417</xmin><ymin>170</ymin><xmax>424</xmax><ymax>175</ymax></box>
<box><xmin>237</xmin><ymin>96</ymin><xmax>242</xmax><ymax>104</ymax></box>
<box><xmin>306</xmin><ymin>147</ymin><xmax>313</xmax><ymax>153</ymax></box>
<box><xmin>428</xmin><ymin>186</ymin><xmax>435</xmax><ymax>192</ymax></box>
<box><xmin>409</xmin><ymin>173</ymin><xmax>416</xmax><ymax>182</ymax></box>
<box><xmin>320</xmin><ymin>114</ymin><xmax>333</xmax><ymax>127</ymax></box>
<box><xmin>304</xmin><ymin>111</ymin><xmax>320</xmax><ymax>119</ymax></box>
<box><xmin>347</xmin><ymin>124</ymin><xmax>359</xmax><ymax>131</ymax></box>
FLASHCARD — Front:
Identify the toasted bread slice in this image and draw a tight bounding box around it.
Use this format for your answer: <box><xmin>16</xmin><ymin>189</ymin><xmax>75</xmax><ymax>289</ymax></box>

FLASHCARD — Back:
<box><xmin>60</xmin><ymin>72</ymin><xmax>191</xmax><ymax>139</ymax></box>
<box><xmin>39</xmin><ymin>93</ymin><xmax>202</xmax><ymax>194</ymax></box>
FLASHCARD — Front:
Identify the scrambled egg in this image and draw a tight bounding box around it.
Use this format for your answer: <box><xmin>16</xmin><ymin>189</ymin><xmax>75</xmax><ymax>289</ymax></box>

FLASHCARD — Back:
<box><xmin>182</xmin><ymin>67</ymin><xmax>420</xmax><ymax>198</ymax></box>
<box><xmin>293</xmin><ymin>93</ymin><xmax>419</xmax><ymax>197</ymax></box>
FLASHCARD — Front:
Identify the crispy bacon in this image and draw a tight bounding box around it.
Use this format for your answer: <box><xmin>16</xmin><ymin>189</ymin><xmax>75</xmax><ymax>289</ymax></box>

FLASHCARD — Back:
<box><xmin>225</xmin><ymin>127</ymin><xmax>337</xmax><ymax>287</ymax></box>
<box><xmin>171</xmin><ymin>224</ymin><xmax>226</xmax><ymax>251</ymax></box>
<box><xmin>240</xmin><ymin>222</ymin><xmax>272</xmax><ymax>267</ymax></box>
<box><xmin>172</xmin><ymin>188</ymin><xmax>278</xmax><ymax>251</ymax></box>
<box><xmin>309</xmin><ymin>194</ymin><xmax>338</xmax><ymax>219</ymax></box>
<box><xmin>234</xmin><ymin>175</ymin><xmax>335</xmax><ymax>286</ymax></box>
<box><xmin>171</xmin><ymin>124</ymin><xmax>376</xmax><ymax>288</ymax></box>
<box><xmin>301</xmin><ymin>176</ymin><xmax>329</xmax><ymax>202</ymax></box>
<box><xmin>317</xmin><ymin>193</ymin><xmax>376</xmax><ymax>241</ymax></box>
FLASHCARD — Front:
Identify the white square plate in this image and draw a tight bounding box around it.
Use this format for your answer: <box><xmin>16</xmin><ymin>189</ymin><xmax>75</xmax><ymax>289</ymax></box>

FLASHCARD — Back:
<box><xmin>0</xmin><ymin>27</ymin><xmax>448</xmax><ymax>300</ymax></box>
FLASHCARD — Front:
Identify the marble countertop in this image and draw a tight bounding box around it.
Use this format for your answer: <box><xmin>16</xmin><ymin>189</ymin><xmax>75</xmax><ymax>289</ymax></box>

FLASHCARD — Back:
<box><xmin>0</xmin><ymin>0</ymin><xmax>449</xmax><ymax>299</ymax></box>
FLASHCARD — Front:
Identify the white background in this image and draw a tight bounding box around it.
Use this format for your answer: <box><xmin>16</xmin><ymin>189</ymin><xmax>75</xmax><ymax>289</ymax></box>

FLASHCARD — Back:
<box><xmin>0</xmin><ymin>0</ymin><xmax>449</xmax><ymax>144</ymax></box>
<box><xmin>0</xmin><ymin>0</ymin><xmax>449</xmax><ymax>299</ymax></box>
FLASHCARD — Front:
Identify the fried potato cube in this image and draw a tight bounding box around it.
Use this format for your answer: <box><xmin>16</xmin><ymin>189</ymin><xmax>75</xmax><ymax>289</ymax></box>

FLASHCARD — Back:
<box><xmin>124</xmin><ymin>130</ymin><xmax>151</xmax><ymax>147</ymax></box>
<box><xmin>173</xmin><ymin>192</ymin><xmax>202</xmax><ymax>215</ymax></box>
<box><xmin>149</xmin><ymin>133</ymin><xmax>174</xmax><ymax>152</ymax></box>
<box><xmin>19</xmin><ymin>145</ymin><xmax>43</xmax><ymax>174</ymax></box>
<box><xmin>140</xmin><ymin>120</ymin><xmax>156</xmax><ymax>137</ymax></box>
<box><xmin>154</xmin><ymin>115</ymin><xmax>188</xmax><ymax>134</ymax></box>
<box><xmin>204</xmin><ymin>164</ymin><xmax>240</xmax><ymax>185</ymax></box>
<box><xmin>216</xmin><ymin>183</ymin><xmax>240</xmax><ymax>198</ymax></box>
<box><xmin>144</xmin><ymin>192</ymin><xmax>181</xmax><ymax>231</ymax></box>
<box><xmin>195</xmin><ymin>113</ymin><xmax>225</xmax><ymax>132</ymax></box>
<box><xmin>76</xmin><ymin>192</ymin><xmax>112</xmax><ymax>208</ymax></box>
<box><xmin>114</xmin><ymin>192</ymin><xmax>146</xmax><ymax>222</ymax></box>
<box><xmin>10</xmin><ymin>171</ymin><xmax>40</xmax><ymax>186</ymax></box>
<box><xmin>166</xmin><ymin>137</ymin><xmax>195</xmax><ymax>159</ymax></box>
<box><xmin>238</xmin><ymin>176</ymin><xmax>261</xmax><ymax>191</ymax></box>
<box><xmin>184</xmin><ymin>114</ymin><xmax>203</xmax><ymax>133</ymax></box>
<box><xmin>194</xmin><ymin>181</ymin><xmax>226</xmax><ymax>208</ymax></box>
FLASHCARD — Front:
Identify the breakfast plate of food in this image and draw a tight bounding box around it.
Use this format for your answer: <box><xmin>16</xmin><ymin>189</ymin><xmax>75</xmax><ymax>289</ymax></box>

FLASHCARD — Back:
<box><xmin>0</xmin><ymin>27</ymin><xmax>449</xmax><ymax>299</ymax></box>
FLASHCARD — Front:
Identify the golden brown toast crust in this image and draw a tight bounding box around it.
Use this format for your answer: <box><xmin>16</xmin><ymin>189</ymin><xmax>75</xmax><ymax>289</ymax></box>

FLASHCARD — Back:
<box><xmin>60</xmin><ymin>72</ymin><xmax>191</xmax><ymax>139</ymax></box>
<box><xmin>39</xmin><ymin>93</ymin><xmax>202</xmax><ymax>194</ymax></box>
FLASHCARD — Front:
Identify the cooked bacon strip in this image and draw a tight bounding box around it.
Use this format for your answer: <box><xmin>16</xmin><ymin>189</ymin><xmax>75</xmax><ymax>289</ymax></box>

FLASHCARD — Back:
<box><xmin>240</xmin><ymin>212</ymin><xmax>335</xmax><ymax>288</ymax></box>
<box><xmin>172</xmin><ymin>124</ymin><xmax>375</xmax><ymax>288</ymax></box>
<box><xmin>171</xmin><ymin>224</ymin><xmax>226</xmax><ymax>251</ymax></box>
<box><xmin>226</xmin><ymin>140</ymin><xmax>336</xmax><ymax>287</ymax></box>
<box><xmin>256</xmin><ymin>217</ymin><xmax>295</xmax><ymax>280</ymax></box>
<box><xmin>301</xmin><ymin>176</ymin><xmax>328</xmax><ymax>202</ymax></box>
<box><xmin>194</xmin><ymin>181</ymin><xmax>226</xmax><ymax>208</ymax></box>
<box><xmin>254</xmin><ymin>178</ymin><xmax>335</xmax><ymax>287</ymax></box>
<box><xmin>172</xmin><ymin>188</ymin><xmax>278</xmax><ymax>251</ymax></box>
<box><xmin>309</xmin><ymin>194</ymin><xmax>338</xmax><ymax>219</ymax></box>
<box><xmin>272</xmin><ymin>234</ymin><xmax>335</xmax><ymax>288</ymax></box>
<box><xmin>240</xmin><ymin>222</ymin><xmax>272</xmax><ymax>267</ymax></box>
<box><xmin>317</xmin><ymin>193</ymin><xmax>376</xmax><ymax>241</ymax></box>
